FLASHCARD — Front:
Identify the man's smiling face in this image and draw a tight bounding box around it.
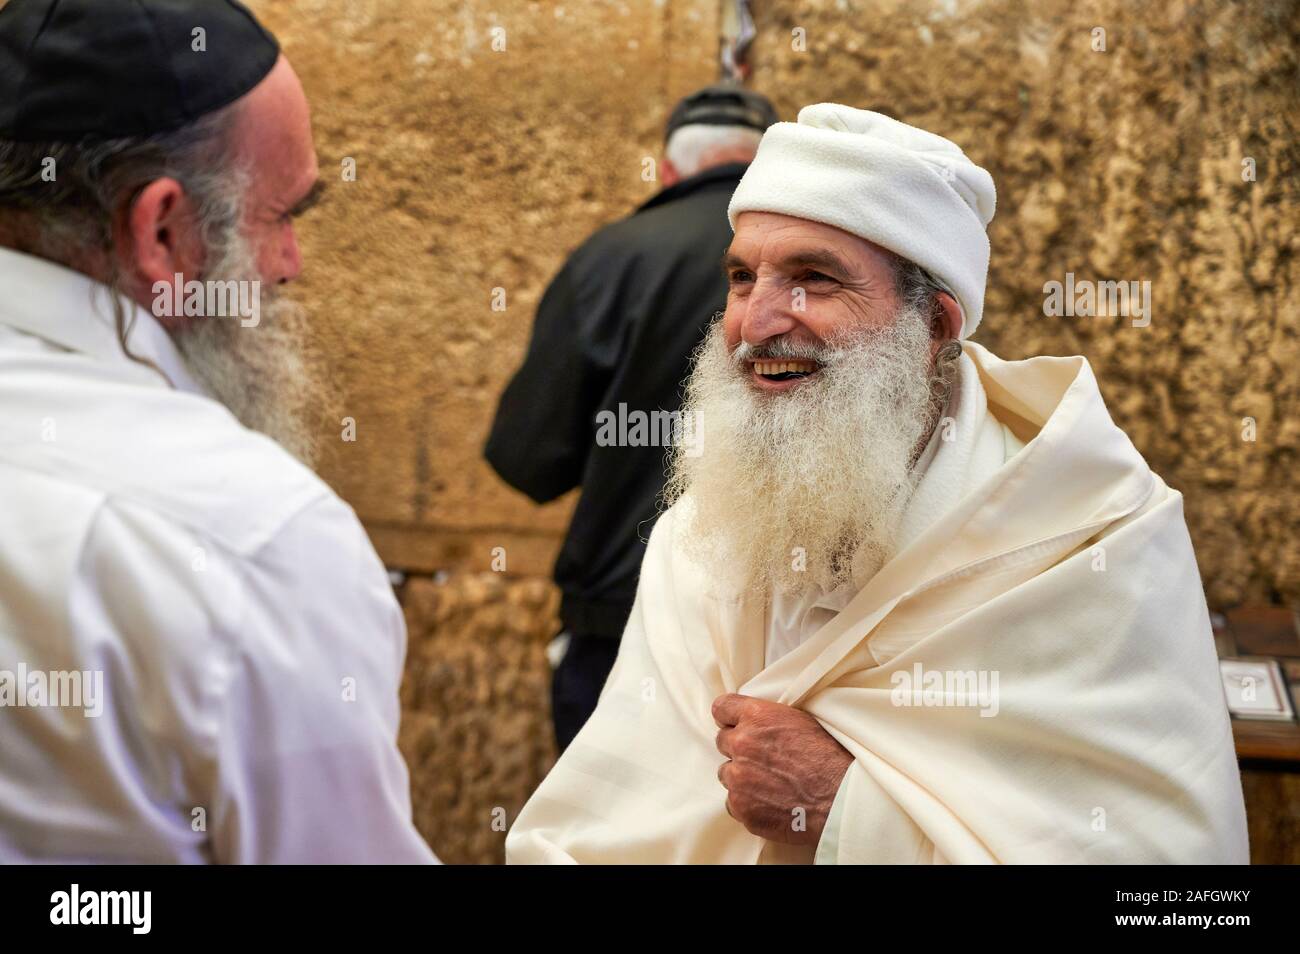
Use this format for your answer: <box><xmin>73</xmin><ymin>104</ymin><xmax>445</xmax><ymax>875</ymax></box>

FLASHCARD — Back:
<box><xmin>722</xmin><ymin>211</ymin><xmax>912</xmax><ymax>391</ymax></box>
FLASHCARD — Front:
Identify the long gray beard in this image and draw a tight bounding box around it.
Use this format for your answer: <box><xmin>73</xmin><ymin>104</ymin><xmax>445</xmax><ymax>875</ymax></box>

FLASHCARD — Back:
<box><xmin>664</xmin><ymin>305</ymin><xmax>947</xmax><ymax>598</ymax></box>
<box><xmin>168</xmin><ymin>231</ymin><xmax>326</xmax><ymax>469</ymax></box>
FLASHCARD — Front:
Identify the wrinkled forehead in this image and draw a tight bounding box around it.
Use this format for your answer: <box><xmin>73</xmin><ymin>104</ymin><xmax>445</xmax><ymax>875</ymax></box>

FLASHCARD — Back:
<box><xmin>729</xmin><ymin>210</ymin><xmax>897</xmax><ymax>273</ymax></box>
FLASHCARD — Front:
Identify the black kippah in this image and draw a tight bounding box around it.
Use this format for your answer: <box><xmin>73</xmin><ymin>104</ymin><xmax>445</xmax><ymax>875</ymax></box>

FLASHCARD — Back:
<box><xmin>0</xmin><ymin>0</ymin><xmax>280</xmax><ymax>142</ymax></box>
<box><xmin>665</xmin><ymin>84</ymin><xmax>779</xmax><ymax>143</ymax></box>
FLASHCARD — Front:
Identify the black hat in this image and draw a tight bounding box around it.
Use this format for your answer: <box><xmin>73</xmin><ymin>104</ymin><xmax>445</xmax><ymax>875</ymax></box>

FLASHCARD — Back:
<box><xmin>664</xmin><ymin>84</ymin><xmax>778</xmax><ymax>142</ymax></box>
<box><xmin>0</xmin><ymin>0</ymin><xmax>280</xmax><ymax>142</ymax></box>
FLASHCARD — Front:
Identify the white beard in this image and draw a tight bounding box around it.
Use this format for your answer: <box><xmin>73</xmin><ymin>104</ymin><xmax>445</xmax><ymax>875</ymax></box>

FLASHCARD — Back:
<box><xmin>665</xmin><ymin>305</ymin><xmax>949</xmax><ymax>598</ymax></box>
<box><xmin>167</xmin><ymin>229</ymin><xmax>324</xmax><ymax>468</ymax></box>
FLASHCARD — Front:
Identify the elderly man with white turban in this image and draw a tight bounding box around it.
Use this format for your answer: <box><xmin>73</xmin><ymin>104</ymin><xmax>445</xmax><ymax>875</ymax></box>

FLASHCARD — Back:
<box><xmin>506</xmin><ymin>105</ymin><xmax>1249</xmax><ymax>864</ymax></box>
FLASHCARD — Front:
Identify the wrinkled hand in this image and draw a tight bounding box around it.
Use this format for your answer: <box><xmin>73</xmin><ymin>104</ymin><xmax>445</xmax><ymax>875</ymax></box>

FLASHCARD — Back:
<box><xmin>712</xmin><ymin>693</ymin><xmax>853</xmax><ymax>846</ymax></box>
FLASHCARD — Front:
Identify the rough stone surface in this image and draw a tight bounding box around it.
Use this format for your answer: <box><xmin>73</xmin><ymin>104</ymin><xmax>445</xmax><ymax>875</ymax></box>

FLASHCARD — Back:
<box><xmin>398</xmin><ymin>573</ymin><xmax>558</xmax><ymax>864</ymax></box>
<box><xmin>256</xmin><ymin>0</ymin><xmax>720</xmax><ymax>579</ymax></box>
<box><xmin>252</xmin><ymin>4</ymin><xmax>717</xmax><ymax>861</ymax></box>
<box><xmin>257</xmin><ymin>0</ymin><xmax>1298</xmax><ymax>607</ymax></box>
<box><xmin>746</xmin><ymin>0</ymin><xmax>1299</xmax><ymax>609</ymax></box>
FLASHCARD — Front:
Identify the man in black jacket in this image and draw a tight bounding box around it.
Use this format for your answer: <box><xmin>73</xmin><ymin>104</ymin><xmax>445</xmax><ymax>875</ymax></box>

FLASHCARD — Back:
<box><xmin>486</xmin><ymin>86</ymin><xmax>779</xmax><ymax>750</ymax></box>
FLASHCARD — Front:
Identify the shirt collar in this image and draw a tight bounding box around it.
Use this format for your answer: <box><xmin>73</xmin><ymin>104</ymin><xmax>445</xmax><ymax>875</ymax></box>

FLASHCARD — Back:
<box><xmin>0</xmin><ymin>245</ymin><xmax>208</xmax><ymax>395</ymax></box>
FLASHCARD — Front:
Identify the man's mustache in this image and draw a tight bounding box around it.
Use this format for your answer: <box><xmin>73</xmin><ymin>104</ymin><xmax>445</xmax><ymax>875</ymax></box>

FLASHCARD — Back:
<box><xmin>731</xmin><ymin>336</ymin><xmax>836</xmax><ymax>366</ymax></box>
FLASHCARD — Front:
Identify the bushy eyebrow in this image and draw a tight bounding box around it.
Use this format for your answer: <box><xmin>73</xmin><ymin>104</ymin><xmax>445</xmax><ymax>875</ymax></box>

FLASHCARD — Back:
<box><xmin>721</xmin><ymin>248</ymin><xmax>853</xmax><ymax>280</ymax></box>
<box><xmin>721</xmin><ymin>250</ymin><xmax>749</xmax><ymax>275</ymax></box>
<box><xmin>287</xmin><ymin>178</ymin><xmax>328</xmax><ymax>217</ymax></box>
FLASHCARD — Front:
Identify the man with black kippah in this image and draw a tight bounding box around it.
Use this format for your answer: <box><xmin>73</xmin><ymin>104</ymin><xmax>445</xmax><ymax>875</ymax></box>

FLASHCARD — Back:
<box><xmin>485</xmin><ymin>84</ymin><xmax>779</xmax><ymax>752</ymax></box>
<box><xmin>0</xmin><ymin>0</ymin><xmax>437</xmax><ymax>863</ymax></box>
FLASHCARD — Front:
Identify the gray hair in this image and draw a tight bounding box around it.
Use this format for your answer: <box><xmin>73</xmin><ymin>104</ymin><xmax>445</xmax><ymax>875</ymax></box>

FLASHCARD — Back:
<box><xmin>665</xmin><ymin>123</ymin><xmax>763</xmax><ymax>179</ymax></box>
<box><xmin>0</xmin><ymin>106</ymin><xmax>247</xmax><ymax>374</ymax></box>
<box><xmin>0</xmin><ymin>105</ymin><xmax>244</xmax><ymax>266</ymax></box>
<box><xmin>893</xmin><ymin>256</ymin><xmax>962</xmax><ymax>411</ymax></box>
<box><xmin>892</xmin><ymin>256</ymin><xmax>951</xmax><ymax>336</ymax></box>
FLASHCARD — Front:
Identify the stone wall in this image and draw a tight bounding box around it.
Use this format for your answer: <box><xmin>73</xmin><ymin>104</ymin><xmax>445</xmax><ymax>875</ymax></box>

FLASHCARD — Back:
<box><xmin>746</xmin><ymin>0</ymin><xmax>1299</xmax><ymax>609</ymax></box>
<box><xmin>398</xmin><ymin>573</ymin><xmax>557</xmax><ymax>864</ymax></box>
<box><xmin>256</xmin><ymin>0</ymin><xmax>720</xmax><ymax>580</ymax></box>
<box><xmin>259</xmin><ymin>0</ymin><xmax>1299</xmax><ymax>607</ymax></box>
<box><xmin>251</xmin><ymin>0</ymin><xmax>722</xmax><ymax>862</ymax></box>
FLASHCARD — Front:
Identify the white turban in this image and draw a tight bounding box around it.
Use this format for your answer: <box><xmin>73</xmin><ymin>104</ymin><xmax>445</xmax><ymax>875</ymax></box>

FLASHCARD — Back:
<box><xmin>727</xmin><ymin>103</ymin><xmax>997</xmax><ymax>338</ymax></box>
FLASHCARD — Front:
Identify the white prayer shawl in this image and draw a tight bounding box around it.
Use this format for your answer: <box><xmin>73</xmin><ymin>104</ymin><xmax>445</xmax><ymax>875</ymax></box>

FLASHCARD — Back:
<box><xmin>765</xmin><ymin>349</ymin><xmax>1018</xmax><ymax>672</ymax></box>
<box><xmin>507</xmin><ymin>342</ymin><xmax>1249</xmax><ymax>864</ymax></box>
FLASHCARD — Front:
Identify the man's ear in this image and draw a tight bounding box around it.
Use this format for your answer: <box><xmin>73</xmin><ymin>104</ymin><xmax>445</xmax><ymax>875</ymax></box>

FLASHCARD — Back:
<box><xmin>120</xmin><ymin>177</ymin><xmax>206</xmax><ymax>321</ymax></box>
<box><xmin>934</xmin><ymin>290</ymin><xmax>963</xmax><ymax>341</ymax></box>
<box><xmin>927</xmin><ymin>290</ymin><xmax>964</xmax><ymax>362</ymax></box>
<box><xmin>660</xmin><ymin>156</ymin><xmax>681</xmax><ymax>188</ymax></box>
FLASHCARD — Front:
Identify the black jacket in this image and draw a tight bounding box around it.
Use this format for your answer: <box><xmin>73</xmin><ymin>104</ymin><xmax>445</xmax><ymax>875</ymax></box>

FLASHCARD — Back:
<box><xmin>485</xmin><ymin>162</ymin><xmax>747</xmax><ymax>637</ymax></box>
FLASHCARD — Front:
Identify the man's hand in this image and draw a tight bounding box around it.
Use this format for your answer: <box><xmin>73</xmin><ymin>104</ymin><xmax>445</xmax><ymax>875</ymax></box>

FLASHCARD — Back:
<box><xmin>712</xmin><ymin>693</ymin><xmax>853</xmax><ymax>846</ymax></box>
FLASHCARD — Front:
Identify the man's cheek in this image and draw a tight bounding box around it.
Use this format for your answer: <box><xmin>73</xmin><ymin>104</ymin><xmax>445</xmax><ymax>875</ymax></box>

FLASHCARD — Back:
<box><xmin>800</xmin><ymin>304</ymin><xmax>846</xmax><ymax>344</ymax></box>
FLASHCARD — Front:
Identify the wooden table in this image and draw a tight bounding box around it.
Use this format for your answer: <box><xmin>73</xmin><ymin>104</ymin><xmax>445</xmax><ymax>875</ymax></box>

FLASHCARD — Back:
<box><xmin>1233</xmin><ymin>717</ymin><xmax>1300</xmax><ymax>764</ymax></box>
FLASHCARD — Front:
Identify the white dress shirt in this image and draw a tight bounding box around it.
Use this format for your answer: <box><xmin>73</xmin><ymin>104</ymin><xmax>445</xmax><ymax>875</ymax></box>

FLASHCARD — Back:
<box><xmin>0</xmin><ymin>247</ymin><xmax>437</xmax><ymax>863</ymax></box>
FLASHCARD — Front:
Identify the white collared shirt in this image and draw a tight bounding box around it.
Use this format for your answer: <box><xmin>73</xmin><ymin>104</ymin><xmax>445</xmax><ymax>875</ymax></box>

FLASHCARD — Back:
<box><xmin>0</xmin><ymin>247</ymin><xmax>437</xmax><ymax>863</ymax></box>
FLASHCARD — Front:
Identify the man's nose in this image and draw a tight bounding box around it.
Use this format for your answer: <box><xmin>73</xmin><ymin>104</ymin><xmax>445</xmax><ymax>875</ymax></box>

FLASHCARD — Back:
<box><xmin>278</xmin><ymin>227</ymin><xmax>303</xmax><ymax>284</ymax></box>
<box><xmin>738</xmin><ymin>276</ymin><xmax>800</xmax><ymax>346</ymax></box>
